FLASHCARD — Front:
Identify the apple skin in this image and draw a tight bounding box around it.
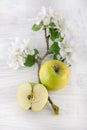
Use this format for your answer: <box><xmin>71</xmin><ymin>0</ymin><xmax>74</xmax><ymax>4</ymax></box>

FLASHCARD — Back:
<box><xmin>39</xmin><ymin>60</ymin><xmax>70</xmax><ymax>90</ymax></box>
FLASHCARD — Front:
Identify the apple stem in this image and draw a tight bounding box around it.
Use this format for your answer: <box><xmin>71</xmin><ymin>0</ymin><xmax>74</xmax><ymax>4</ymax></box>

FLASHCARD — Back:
<box><xmin>48</xmin><ymin>96</ymin><xmax>59</xmax><ymax>115</ymax></box>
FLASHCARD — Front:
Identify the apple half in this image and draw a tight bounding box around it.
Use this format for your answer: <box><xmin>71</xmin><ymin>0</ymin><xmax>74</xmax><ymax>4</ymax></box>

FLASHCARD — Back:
<box><xmin>17</xmin><ymin>82</ymin><xmax>48</xmax><ymax>111</ymax></box>
<box><xmin>39</xmin><ymin>60</ymin><xmax>70</xmax><ymax>90</ymax></box>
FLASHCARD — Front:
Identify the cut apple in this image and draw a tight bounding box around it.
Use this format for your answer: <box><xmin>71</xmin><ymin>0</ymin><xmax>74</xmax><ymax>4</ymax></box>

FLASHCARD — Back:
<box><xmin>17</xmin><ymin>82</ymin><xmax>48</xmax><ymax>112</ymax></box>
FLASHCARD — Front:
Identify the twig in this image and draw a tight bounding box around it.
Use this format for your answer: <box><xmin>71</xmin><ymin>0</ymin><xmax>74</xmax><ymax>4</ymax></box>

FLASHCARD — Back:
<box><xmin>44</xmin><ymin>27</ymin><xmax>50</xmax><ymax>50</ymax></box>
<box><xmin>41</xmin><ymin>51</ymin><xmax>49</xmax><ymax>60</ymax></box>
<box><xmin>35</xmin><ymin>27</ymin><xmax>59</xmax><ymax>115</ymax></box>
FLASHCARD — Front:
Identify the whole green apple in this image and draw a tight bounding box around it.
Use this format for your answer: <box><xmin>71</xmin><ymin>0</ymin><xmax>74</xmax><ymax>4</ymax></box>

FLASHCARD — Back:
<box><xmin>39</xmin><ymin>60</ymin><xmax>70</xmax><ymax>90</ymax></box>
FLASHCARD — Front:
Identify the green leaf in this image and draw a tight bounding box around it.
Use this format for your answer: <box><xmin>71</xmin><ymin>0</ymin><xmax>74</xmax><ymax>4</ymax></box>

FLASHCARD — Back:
<box><xmin>48</xmin><ymin>42</ymin><xmax>60</xmax><ymax>54</ymax></box>
<box><xmin>49</xmin><ymin>22</ymin><xmax>56</xmax><ymax>27</ymax></box>
<box><xmin>32</xmin><ymin>21</ymin><xmax>43</xmax><ymax>31</ymax></box>
<box><xmin>68</xmin><ymin>64</ymin><xmax>71</xmax><ymax>67</ymax></box>
<box><xmin>60</xmin><ymin>58</ymin><xmax>65</xmax><ymax>62</ymax></box>
<box><xmin>34</xmin><ymin>49</ymin><xmax>39</xmax><ymax>56</ymax></box>
<box><xmin>59</xmin><ymin>37</ymin><xmax>64</xmax><ymax>42</ymax></box>
<box><xmin>53</xmin><ymin>54</ymin><xmax>58</xmax><ymax>59</ymax></box>
<box><xmin>24</xmin><ymin>55</ymin><xmax>35</xmax><ymax>67</ymax></box>
<box><xmin>24</xmin><ymin>49</ymin><xmax>39</xmax><ymax>67</ymax></box>
<box><xmin>49</xmin><ymin>28</ymin><xmax>60</xmax><ymax>41</ymax></box>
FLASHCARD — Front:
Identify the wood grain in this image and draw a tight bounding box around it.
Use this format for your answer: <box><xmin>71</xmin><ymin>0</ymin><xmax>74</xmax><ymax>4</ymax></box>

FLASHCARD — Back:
<box><xmin>0</xmin><ymin>0</ymin><xmax>87</xmax><ymax>130</ymax></box>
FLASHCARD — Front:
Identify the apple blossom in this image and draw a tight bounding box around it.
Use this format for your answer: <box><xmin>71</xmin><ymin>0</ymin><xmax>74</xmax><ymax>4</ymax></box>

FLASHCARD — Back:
<box><xmin>7</xmin><ymin>38</ymin><xmax>33</xmax><ymax>69</ymax></box>
<box><xmin>36</xmin><ymin>7</ymin><xmax>58</xmax><ymax>26</ymax></box>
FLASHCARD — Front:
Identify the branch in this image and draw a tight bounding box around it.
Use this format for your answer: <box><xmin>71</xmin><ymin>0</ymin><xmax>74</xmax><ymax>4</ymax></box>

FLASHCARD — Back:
<box><xmin>44</xmin><ymin>27</ymin><xmax>50</xmax><ymax>50</ymax></box>
<box><xmin>35</xmin><ymin>27</ymin><xmax>59</xmax><ymax>115</ymax></box>
<box><xmin>41</xmin><ymin>51</ymin><xmax>49</xmax><ymax>60</ymax></box>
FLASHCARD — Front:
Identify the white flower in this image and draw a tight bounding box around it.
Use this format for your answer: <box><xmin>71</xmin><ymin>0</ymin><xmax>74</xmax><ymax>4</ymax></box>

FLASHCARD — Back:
<box><xmin>36</xmin><ymin>7</ymin><xmax>47</xmax><ymax>25</ymax></box>
<box><xmin>36</xmin><ymin>7</ymin><xmax>58</xmax><ymax>26</ymax></box>
<box><xmin>57</xmin><ymin>55</ymin><xmax>61</xmax><ymax>60</ymax></box>
<box><xmin>48</xmin><ymin>8</ymin><xmax>59</xmax><ymax>20</ymax></box>
<box><xmin>43</xmin><ymin>17</ymin><xmax>50</xmax><ymax>26</ymax></box>
<box><xmin>58</xmin><ymin>18</ymin><xmax>72</xmax><ymax>42</ymax></box>
<box><xmin>58</xmin><ymin>18</ymin><xmax>66</xmax><ymax>30</ymax></box>
<box><xmin>58</xmin><ymin>18</ymin><xmax>72</xmax><ymax>32</ymax></box>
<box><xmin>58</xmin><ymin>40</ymin><xmax>74</xmax><ymax>66</ymax></box>
<box><xmin>7</xmin><ymin>38</ymin><xmax>33</xmax><ymax>69</ymax></box>
<box><xmin>60</xmin><ymin>49</ymin><xmax>66</xmax><ymax>58</ymax></box>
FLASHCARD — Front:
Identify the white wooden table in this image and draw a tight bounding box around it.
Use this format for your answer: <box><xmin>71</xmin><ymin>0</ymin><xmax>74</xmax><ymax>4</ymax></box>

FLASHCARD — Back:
<box><xmin>0</xmin><ymin>0</ymin><xmax>87</xmax><ymax>130</ymax></box>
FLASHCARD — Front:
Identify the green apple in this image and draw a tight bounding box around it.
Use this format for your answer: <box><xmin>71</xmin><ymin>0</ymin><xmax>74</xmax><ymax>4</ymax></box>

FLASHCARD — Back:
<box><xmin>39</xmin><ymin>60</ymin><xmax>70</xmax><ymax>90</ymax></box>
<box><xmin>17</xmin><ymin>82</ymin><xmax>48</xmax><ymax>111</ymax></box>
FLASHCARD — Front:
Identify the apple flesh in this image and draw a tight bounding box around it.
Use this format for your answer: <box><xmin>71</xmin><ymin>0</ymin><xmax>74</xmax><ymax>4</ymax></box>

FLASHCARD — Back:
<box><xmin>17</xmin><ymin>82</ymin><xmax>48</xmax><ymax>111</ymax></box>
<box><xmin>39</xmin><ymin>60</ymin><xmax>70</xmax><ymax>90</ymax></box>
